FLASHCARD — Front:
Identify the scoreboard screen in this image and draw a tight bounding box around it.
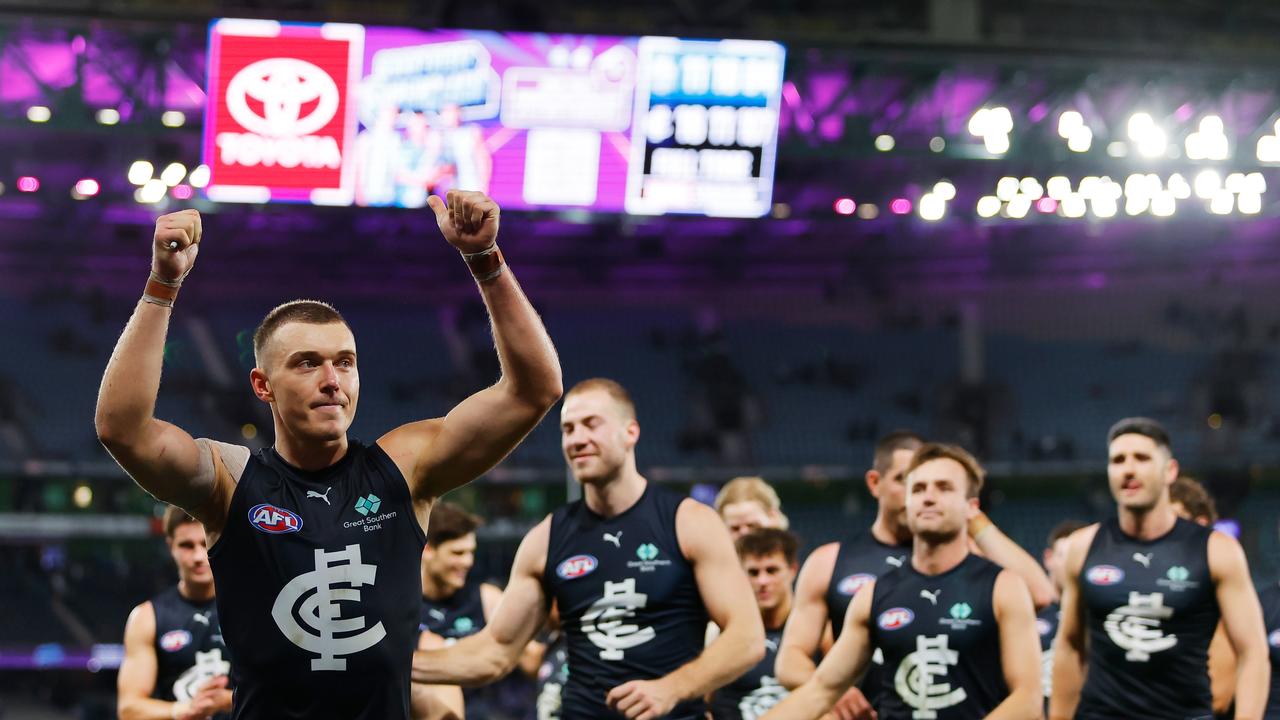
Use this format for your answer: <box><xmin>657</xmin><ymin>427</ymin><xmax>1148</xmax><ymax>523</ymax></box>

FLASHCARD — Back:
<box><xmin>204</xmin><ymin>20</ymin><xmax>785</xmax><ymax>217</ymax></box>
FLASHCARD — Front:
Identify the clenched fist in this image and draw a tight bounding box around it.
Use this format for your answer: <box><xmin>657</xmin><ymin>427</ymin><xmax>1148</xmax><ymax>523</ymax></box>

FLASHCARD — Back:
<box><xmin>427</xmin><ymin>190</ymin><xmax>500</xmax><ymax>254</ymax></box>
<box><xmin>152</xmin><ymin>209</ymin><xmax>202</xmax><ymax>282</ymax></box>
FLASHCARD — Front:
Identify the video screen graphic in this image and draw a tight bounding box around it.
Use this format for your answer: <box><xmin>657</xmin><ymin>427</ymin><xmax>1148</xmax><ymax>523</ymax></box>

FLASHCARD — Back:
<box><xmin>204</xmin><ymin>22</ymin><xmax>785</xmax><ymax>217</ymax></box>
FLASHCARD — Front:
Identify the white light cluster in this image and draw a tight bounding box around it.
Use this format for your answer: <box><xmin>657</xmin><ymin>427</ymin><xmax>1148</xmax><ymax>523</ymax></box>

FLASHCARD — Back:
<box><xmin>969</xmin><ymin>106</ymin><xmax>1013</xmax><ymax>155</ymax></box>
<box><xmin>919</xmin><ymin>180</ymin><xmax>956</xmax><ymax>222</ymax></box>
<box><xmin>1258</xmin><ymin>120</ymin><xmax>1280</xmax><ymax>163</ymax></box>
<box><xmin>1185</xmin><ymin>115</ymin><xmax>1229</xmax><ymax>161</ymax></box>
<box><xmin>1058</xmin><ymin>111</ymin><xmax>1093</xmax><ymax>153</ymax></box>
<box><xmin>978</xmin><ymin>171</ymin><xmax>1267</xmax><ymax>220</ymax></box>
<box><xmin>1128</xmin><ymin>112</ymin><xmax>1168</xmax><ymax>158</ymax></box>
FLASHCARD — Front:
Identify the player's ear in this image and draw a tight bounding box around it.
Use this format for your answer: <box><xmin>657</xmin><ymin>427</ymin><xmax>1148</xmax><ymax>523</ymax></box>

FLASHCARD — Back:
<box><xmin>624</xmin><ymin>418</ymin><xmax>640</xmax><ymax>447</ymax></box>
<box><xmin>865</xmin><ymin>470</ymin><xmax>882</xmax><ymax>498</ymax></box>
<box><xmin>1164</xmin><ymin>456</ymin><xmax>1179</xmax><ymax>485</ymax></box>
<box><xmin>250</xmin><ymin>367</ymin><xmax>272</xmax><ymax>403</ymax></box>
<box><xmin>966</xmin><ymin>497</ymin><xmax>980</xmax><ymax>518</ymax></box>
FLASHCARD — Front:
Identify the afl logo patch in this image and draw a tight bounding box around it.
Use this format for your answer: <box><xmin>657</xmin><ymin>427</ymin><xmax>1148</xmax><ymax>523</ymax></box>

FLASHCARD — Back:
<box><xmin>248</xmin><ymin>503</ymin><xmax>303</xmax><ymax>534</ymax></box>
<box><xmin>837</xmin><ymin>573</ymin><xmax>876</xmax><ymax>596</ymax></box>
<box><xmin>1036</xmin><ymin>618</ymin><xmax>1053</xmax><ymax>636</ymax></box>
<box><xmin>160</xmin><ymin>630</ymin><xmax>192</xmax><ymax>652</ymax></box>
<box><xmin>1270</xmin><ymin>630</ymin><xmax>1280</xmax><ymax>648</ymax></box>
<box><xmin>1086</xmin><ymin>565</ymin><xmax>1125</xmax><ymax>586</ymax></box>
<box><xmin>877</xmin><ymin>607</ymin><xmax>914</xmax><ymax>631</ymax></box>
<box><xmin>556</xmin><ymin>554</ymin><xmax>598</xmax><ymax>580</ymax></box>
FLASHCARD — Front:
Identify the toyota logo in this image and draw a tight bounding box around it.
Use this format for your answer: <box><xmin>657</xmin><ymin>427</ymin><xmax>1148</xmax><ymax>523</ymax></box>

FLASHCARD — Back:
<box><xmin>226</xmin><ymin>58</ymin><xmax>340</xmax><ymax>137</ymax></box>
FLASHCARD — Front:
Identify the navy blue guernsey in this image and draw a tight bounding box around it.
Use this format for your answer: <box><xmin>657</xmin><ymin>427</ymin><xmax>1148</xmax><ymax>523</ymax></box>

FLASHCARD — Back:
<box><xmin>543</xmin><ymin>482</ymin><xmax>709</xmax><ymax>720</ymax></box>
<box><xmin>150</xmin><ymin>586</ymin><xmax>231</xmax><ymax>715</ymax></box>
<box><xmin>1035</xmin><ymin>603</ymin><xmax>1059</xmax><ymax>704</ymax></box>
<box><xmin>868</xmin><ymin>554</ymin><xmax>1007</xmax><ymax>720</ymax></box>
<box><xmin>825</xmin><ymin>529</ymin><xmax>909</xmax><ymax>709</ymax></box>
<box><xmin>207</xmin><ymin>440</ymin><xmax>427</xmax><ymax>720</ymax></box>
<box><xmin>710</xmin><ymin>626</ymin><xmax>789</xmax><ymax>720</ymax></box>
<box><xmin>419</xmin><ymin>578</ymin><xmax>486</xmax><ymax>641</ymax></box>
<box><xmin>1258</xmin><ymin>582</ymin><xmax>1280</xmax><ymax>719</ymax></box>
<box><xmin>1076</xmin><ymin>517</ymin><xmax>1219</xmax><ymax>720</ymax></box>
<box><xmin>535</xmin><ymin>632</ymin><xmax>570</xmax><ymax>720</ymax></box>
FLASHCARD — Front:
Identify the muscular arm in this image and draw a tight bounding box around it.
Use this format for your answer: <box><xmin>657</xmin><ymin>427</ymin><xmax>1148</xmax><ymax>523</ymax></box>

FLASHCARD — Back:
<box><xmin>1048</xmin><ymin>524</ymin><xmax>1098</xmax><ymax>720</ymax></box>
<box><xmin>413</xmin><ymin>517</ymin><xmax>550</xmax><ymax>686</ymax></box>
<box><xmin>379</xmin><ymin>192</ymin><xmax>562</xmax><ymax>513</ymax></box>
<box><xmin>481</xmin><ymin>581</ymin><xmax>546</xmax><ymax>678</ymax></box>
<box><xmin>985</xmin><ymin>571</ymin><xmax>1044</xmax><ymax>720</ymax></box>
<box><xmin>760</xmin><ymin>581</ymin><xmax>877</xmax><ymax>720</ymax></box>
<box><xmin>1208</xmin><ymin>532</ymin><xmax>1269</xmax><ymax>720</ymax></box>
<box><xmin>776</xmin><ymin>543</ymin><xmax>836</xmax><ymax>689</ymax></box>
<box><xmin>117</xmin><ymin>602</ymin><xmax>167</xmax><ymax>720</ymax></box>
<box><xmin>971</xmin><ymin>512</ymin><xmax>1058</xmax><ymax>609</ymax></box>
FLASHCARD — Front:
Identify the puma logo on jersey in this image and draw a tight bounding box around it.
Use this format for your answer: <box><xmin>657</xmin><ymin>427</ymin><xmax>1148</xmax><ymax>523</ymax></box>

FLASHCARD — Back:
<box><xmin>1132</xmin><ymin>552</ymin><xmax>1153</xmax><ymax>568</ymax></box>
<box><xmin>602</xmin><ymin>531</ymin><xmax>623</xmax><ymax>548</ymax></box>
<box><xmin>192</xmin><ymin>612</ymin><xmax>210</xmax><ymax>626</ymax></box>
<box><xmin>885</xmin><ymin>556</ymin><xmax>904</xmax><ymax>568</ymax></box>
<box><xmin>307</xmin><ymin>487</ymin><xmax>333</xmax><ymax>506</ymax></box>
<box><xmin>920</xmin><ymin>589</ymin><xmax>941</xmax><ymax>606</ymax></box>
<box><xmin>429</xmin><ymin>609</ymin><xmax>446</xmax><ymax>622</ymax></box>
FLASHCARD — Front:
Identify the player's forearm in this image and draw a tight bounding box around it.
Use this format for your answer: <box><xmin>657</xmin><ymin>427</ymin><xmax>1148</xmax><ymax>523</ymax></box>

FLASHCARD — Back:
<box><xmin>95</xmin><ymin>301</ymin><xmax>172</xmax><ymax>445</ymax></box>
<box><xmin>982</xmin><ymin>685</ymin><xmax>1042</xmax><ymax>719</ymax></box>
<box><xmin>971</xmin><ymin>517</ymin><xmax>1057</xmax><ymax>608</ymax></box>
<box><xmin>1047</xmin><ymin>641</ymin><xmax>1085</xmax><ymax>720</ymax></box>
<box><xmin>759</xmin><ymin>680</ymin><xmax>841</xmax><ymax>720</ymax></box>
<box><xmin>475</xmin><ymin>270</ymin><xmax>563</xmax><ymax>409</ymax></box>
<box><xmin>412</xmin><ymin>641</ymin><xmax>511</xmax><ymax>687</ymax></box>
<box><xmin>118</xmin><ymin>696</ymin><xmax>181</xmax><ymax>720</ymax></box>
<box><xmin>775</xmin><ymin>644</ymin><xmax>819</xmax><ymax>690</ymax></box>
<box><xmin>665</xmin><ymin>618</ymin><xmax>765</xmax><ymax>702</ymax></box>
<box><xmin>1230</xmin><ymin>642</ymin><xmax>1269</xmax><ymax>720</ymax></box>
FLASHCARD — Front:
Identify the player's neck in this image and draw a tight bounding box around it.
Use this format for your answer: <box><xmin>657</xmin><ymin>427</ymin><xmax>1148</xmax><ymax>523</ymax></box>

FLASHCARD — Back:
<box><xmin>761</xmin><ymin>592</ymin><xmax>793</xmax><ymax>630</ymax></box>
<box><xmin>871</xmin><ymin>515</ymin><xmax>908</xmax><ymax>546</ymax></box>
<box><xmin>1117</xmin><ymin>502</ymin><xmax>1178</xmax><ymax>540</ymax></box>
<box><xmin>273</xmin><ymin>428</ymin><xmax>349</xmax><ymax>472</ymax></box>
<box><xmin>583</xmin><ymin>467</ymin><xmax>646</xmax><ymax>518</ymax></box>
<box><xmin>178</xmin><ymin>579</ymin><xmax>215</xmax><ymax>603</ymax></box>
<box><xmin>910</xmin><ymin>535</ymin><xmax>969</xmax><ymax>576</ymax></box>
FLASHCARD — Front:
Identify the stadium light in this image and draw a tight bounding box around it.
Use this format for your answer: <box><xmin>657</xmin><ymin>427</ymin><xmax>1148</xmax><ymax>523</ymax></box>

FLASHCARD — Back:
<box><xmin>171</xmin><ymin>184</ymin><xmax>194</xmax><ymax>200</ymax></box>
<box><xmin>161</xmin><ymin>111</ymin><xmax>186</xmax><ymax>128</ymax></box>
<box><xmin>188</xmin><ymin>164</ymin><xmax>211</xmax><ymax>189</ymax></box>
<box><xmin>1057</xmin><ymin>111</ymin><xmax>1084</xmax><ymax>139</ymax></box>
<box><xmin>833</xmin><ymin>198</ymin><xmax>856</xmax><ymax>215</ymax></box>
<box><xmin>933</xmin><ymin>181</ymin><xmax>956</xmax><ymax>201</ymax></box>
<box><xmin>1210</xmin><ymin>190</ymin><xmax>1234</xmax><ymax>215</ymax></box>
<box><xmin>1150</xmin><ymin>191</ymin><xmax>1176</xmax><ymax>217</ymax></box>
<box><xmin>27</xmin><ymin>106</ymin><xmax>51</xmax><ymax>123</ymax></box>
<box><xmin>96</xmin><ymin>108</ymin><xmax>121</xmax><ymax>126</ymax></box>
<box><xmin>919</xmin><ymin>193</ymin><xmax>946</xmax><ymax>221</ymax></box>
<box><xmin>160</xmin><ymin>162</ymin><xmax>187</xmax><ymax>187</ymax></box>
<box><xmin>72</xmin><ymin>179</ymin><xmax>100</xmax><ymax>199</ymax></box>
<box><xmin>1194</xmin><ymin>170</ymin><xmax>1222</xmax><ymax>200</ymax></box>
<box><xmin>1061</xmin><ymin>194</ymin><xmax>1086</xmax><ymax>218</ymax></box>
<box><xmin>137</xmin><ymin>179</ymin><xmax>167</xmax><ymax>204</ymax></box>
<box><xmin>1128</xmin><ymin>112</ymin><xmax>1168</xmax><ymax>158</ymax></box>
<box><xmin>874</xmin><ymin>134</ymin><xmax>895</xmax><ymax>152</ymax></box>
<box><xmin>16</xmin><ymin>176</ymin><xmax>39</xmax><ymax>192</ymax></box>
<box><xmin>996</xmin><ymin>177</ymin><xmax>1020</xmax><ymax>202</ymax></box>
<box><xmin>976</xmin><ymin>196</ymin><xmax>1001</xmax><ymax>218</ymax></box>
<box><xmin>1019</xmin><ymin>177</ymin><xmax>1044</xmax><ymax>200</ymax></box>
<box><xmin>1046</xmin><ymin>176</ymin><xmax>1072</xmax><ymax>200</ymax></box>
<box><xmin>128</xmin><ymin>161</ymin><xmax>154</xmax><ymax>186</ymax></box>
<box><xmin>1006</xmin><ymin>195</ymin><xmax>1031</xmax><ymax>219</ymax></box>
<box><xmin>1238</xmin><ymin>192</ymin><xmax>1262</xmax><ymax>215</ymax></box>
<box><xmin>1186</xmin><ymin>115</ymin><xmax>1229</xmax><ymax>161</ymax></box>
<box><xmin>1067</xmin><ymin>126</ymin><xmax>1093</xmax><ymax>153</ymax></box>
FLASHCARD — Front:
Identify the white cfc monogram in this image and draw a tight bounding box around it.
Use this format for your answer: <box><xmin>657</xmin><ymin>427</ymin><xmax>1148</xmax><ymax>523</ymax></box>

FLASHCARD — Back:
<box><xmin>172</xmin><ymin>649</ymin><xmax>231</xmax><ymax>701</ymax></box>
<box><xmin>272</xmin><ymin>544</ymin><xmax>386</xmax><ymax>670</ymax></box>
<box><xmin>581</xmin><ymin>578</ymin><xmax>655</xmax><ymax>661</ymax></box>
<box><xmin>1104</xmin><ymin>591</ymin><xmax>1176</xmax><ymax>661</ymax></box>
<box><xmin>894</xmin><ymin>634</ymin><xmax>967</xmax><ymax>720</ymax></box>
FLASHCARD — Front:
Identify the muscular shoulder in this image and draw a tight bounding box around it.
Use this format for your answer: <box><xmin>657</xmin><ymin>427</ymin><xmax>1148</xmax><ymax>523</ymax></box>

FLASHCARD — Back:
<box><xmin>516</xmin><ymin>515</ymin><xmax>553</xmax><ymax>579</ymax></box>
<box><xmin>1064</xmin><ymin>523</ymin><xmax>1101</xmax><ymax>576</ymax></box>
<box><xmin>993</xmin><ymin>569</ymin><xmax>1033</xmax><ymax>614</ymax></box>
<box><xmin>124</xmin><ymin>600</ymin><xmax>157</xmax><ymax>643</ymax></box>
<box><xmin>675</xmin><ymin>498</ymin><xmax>734</xmax><ymax>561</ymax></box>
<box><xmin>1207</xmin><ymin>529</ymin><xmax>1248</xmax><ymax>583</ymax></box>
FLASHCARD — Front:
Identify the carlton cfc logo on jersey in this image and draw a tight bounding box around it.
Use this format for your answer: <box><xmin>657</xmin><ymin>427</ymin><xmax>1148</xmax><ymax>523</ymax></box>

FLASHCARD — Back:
<box><xmin>1086</xmin><ymin>565</ymin><xmax>1125</xmax><ymax>586</ymax></box>
<box><xmin>838</xmin><ymin>573</ymin><xmax>876</xmax><ymax>596</ymax></box>
<box><xmin>878</xmin><ymin>607</ymin><xmax>915</xmax><ymax>631</ymax></box>
<box><xmin>556</xmin><ymin>554</ymin><xmax>599</xmax><ymax>580</ymax></box>
<box><xmin>160</xmin><ymin>630</ymin><xmax>192</xmax><ymax>652</ymax></box>
<box><xmin>248</xmin><ymin>503</ymin><xmax>303</xmax><ymax>534</ymax></box>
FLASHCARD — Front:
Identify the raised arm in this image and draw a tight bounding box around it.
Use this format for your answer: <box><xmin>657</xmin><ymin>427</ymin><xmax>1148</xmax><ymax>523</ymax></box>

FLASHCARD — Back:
<box><xmin>413</xmin><ymin>516</ymin><xmax>551</xmax><ymax>686</ymax></box>
<box><xmin>775</xmin><ymin>542</ymin><xmax>835</xmax><ymax>689</ymax></box>
<box><xmin>970</xmin><ymin>511</ymin><xmax>1057</xmax><ymax>609</ymax></box>
<box><xmin>984</xmin><ymin>570</ymin><xmax>1044</xmax><ymax>720</ymax></box>
<box><xmin>1048</xmin><ymin>524</ymin><xmax>1097</xmax><ymax>720</ymax></box>
<box><xmin>606</xmin><ymin>500</ymin><xmax>766</xmax><ymax>720</ymax></box>
<box><xmin>95</xmin><ymin>212</ymin><xmax>233</xmax><ymax>527</ymax></box>
<box><xmin>760</xmin><ymin>579</ymin><xmax>877</xmax><ymax>720</ymax></box>
<box><xmin>379</xmin><ymin>191</ymin><xmax>562</xmax><ymax>505</ymax></box>
<box><xmin>1208</xmin><ymin>531</ymin><xmax>1270</xmax><ymax>720</ymax></box>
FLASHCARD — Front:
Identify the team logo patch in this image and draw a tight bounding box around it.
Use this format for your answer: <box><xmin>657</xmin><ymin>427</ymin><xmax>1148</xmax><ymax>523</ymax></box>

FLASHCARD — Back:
<box><xmin>160</xmin><ymin>630</ymin><xmax>192</xmax><ymax>652</ymax></box>
<box><xmin>1036</xmin><ymin>618</ymin><xmax>1053</xmax><ymax>636</ymax></box>
<box><xmin>556</xmin><ymin>554</ymin><xmax>599</xmax><ymax>580</ymax></box>
<box><xmin>248</xmin><ymin>503</ymin><xmax>303</xmax><ymax>534</ymax></box>
<box><xmin>1270</xmin><ymin>630</ymin><xmax>1280</xmax><ymax>648</ymax></box>
<box><xmin>837</xmin><ymin>573</ymin><xmax>876</xmax><ymax>596</ymax></box>
<box><xmin>1086</xmin><ymin>565</ymin><xmax>1125</xmax><ymax>586</ymax></box>
<box><xmin>878</xmin><ymin>607</ymin><xmax>915</xmax><ymax>631</ymax></box>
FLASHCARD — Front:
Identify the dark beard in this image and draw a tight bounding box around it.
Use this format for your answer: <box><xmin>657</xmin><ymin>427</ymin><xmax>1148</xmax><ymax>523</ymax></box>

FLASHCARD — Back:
<box><xmin>913</xmin><ymin>525</ymin><xmax>962</xmax><ymax>545</ymax></box>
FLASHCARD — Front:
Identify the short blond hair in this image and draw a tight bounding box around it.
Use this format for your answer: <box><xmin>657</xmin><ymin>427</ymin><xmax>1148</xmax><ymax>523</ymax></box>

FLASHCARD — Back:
<box><xmin>714</xmin><ymin>476</ymin><xmax>789</xmax><ymax>529</ymax></box>
<box><xmin>565</xmin><ymin>378</ymin><xmax>636</xmax><ymax>420</ymax></box>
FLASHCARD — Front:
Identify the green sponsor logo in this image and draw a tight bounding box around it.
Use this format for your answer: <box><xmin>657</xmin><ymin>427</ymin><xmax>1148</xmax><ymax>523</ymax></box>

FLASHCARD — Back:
<box><xmin>1166</xmin><ymin>566</ymin><xmax>1190</xmax><ymax>582</ymax></box>
<box><xmin>636</xmin><ymin>543</ymin><xmax>660</xmax><ymax>562</ymax></box>
<box><xmin>354</xmin><ymin>494</ymin><xmax>382</xmax><ymax>516</ymax></box>
<box><xmin>949</xmin><ymin>602</ymin><xmax>973</xmax><ymax>620</ymax></box>
<box><xmin>453</xmin><ymin>617</ymin><xmax>474</xmax><ymax>634</ymax></box>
